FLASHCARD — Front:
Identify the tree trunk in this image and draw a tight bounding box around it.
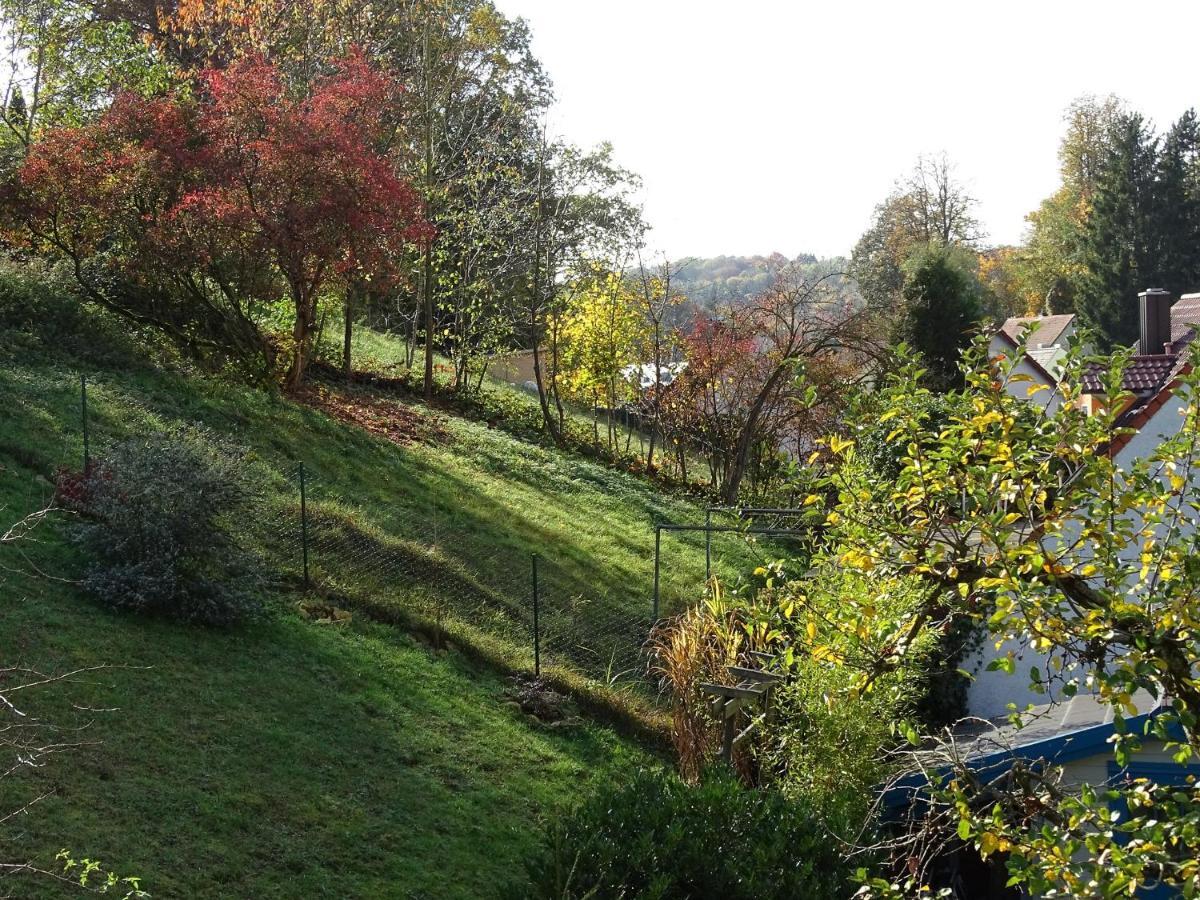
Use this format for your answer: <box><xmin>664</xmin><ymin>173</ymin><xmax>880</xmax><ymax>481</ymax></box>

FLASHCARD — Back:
<box><xmin>286</xmin><ymin>287</ymin><xmax>313</xmax><ymax>389</ymax></box>
<box><xmin>721</xmin><ymin>364</ymin><xmax>790</xmax><ymax>503</ymax></box>
<box><xmin>531</xmin><ymin>338</ymin><xmax>559</xmax><ymax>440</ymax></box>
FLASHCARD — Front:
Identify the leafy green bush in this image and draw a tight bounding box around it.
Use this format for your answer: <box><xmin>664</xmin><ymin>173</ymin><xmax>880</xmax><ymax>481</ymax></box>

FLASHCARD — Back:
<box><xmin>68</xmin><ymin>427</ymin><xmax>264</xmax><ymax>625</ymax></box>
<box><xmin>513</xmin><ymin>768</ymin><xmax>850</xmax><ymax>900</ymax></box>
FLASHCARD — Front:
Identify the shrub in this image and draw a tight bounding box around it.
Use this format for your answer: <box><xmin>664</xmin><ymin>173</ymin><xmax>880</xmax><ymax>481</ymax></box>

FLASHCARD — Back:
<box><xmin>513</xmin><ymin>768</ymin><xmax>850</xmax><ymax>900</ymax></box>
<box><xmin>67</xmin><ymin>427</ymin><xmax>264</xmax><ymax>625</ymax></box>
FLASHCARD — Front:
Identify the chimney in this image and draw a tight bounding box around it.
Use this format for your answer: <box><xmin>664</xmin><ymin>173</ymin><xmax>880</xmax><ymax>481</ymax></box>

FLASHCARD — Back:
<box><xmin>1138</xmin><ymin>288</ymin><xmax>1173</xmax><ymax>355</ymax></box>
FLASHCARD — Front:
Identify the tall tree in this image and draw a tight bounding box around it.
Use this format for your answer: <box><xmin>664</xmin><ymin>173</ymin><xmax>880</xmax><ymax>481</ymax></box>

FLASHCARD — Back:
<box><xmin>1155</xmin><ymin>108</ymin><xmax>1200</xmax><ymax>297</ymax></box>
<box><xmin>1015</xmin><ymin>95</ymin><xmax>1127</xmax><ymax>316</ymax></box>
<box><xmin>893</xmin><ymin>245</ymin><xmax>983</xmax><ymax>391</ymax></box>
<box><xmin>518</xmin><ymin>136</ymin><xmax>643</xmax><ymax>444</ymax></box>
<box><xmin>850</xmin><ymin>153</ymin><xmax>981</xmax><ymax>312</ymax></box>
<box><xmin>635</xmin><ymin>253</ymin><xmax>684</xmax><ymax>470</ymax></box>
<box><xmin>1077</xmin><ymin>112</ymin><xmax>1160</xmax><ymax>349</ymax></box>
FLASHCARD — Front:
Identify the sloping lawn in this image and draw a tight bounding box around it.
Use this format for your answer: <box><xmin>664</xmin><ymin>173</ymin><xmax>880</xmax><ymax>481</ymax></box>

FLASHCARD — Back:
<box><xmin>3</xmin><ymin>350</ymin><xmax>724</xmax><ymax>897</ymax></box>
<box><xmin>2</xmin><ymin>565</ymin><xmax>648</xmax><ymax>898</ymax></box>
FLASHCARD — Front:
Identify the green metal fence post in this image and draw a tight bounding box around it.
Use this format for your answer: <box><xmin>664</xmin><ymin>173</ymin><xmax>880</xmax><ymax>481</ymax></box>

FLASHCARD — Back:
<box><xmin>299</xmin><ymin>463</ymin><xmax>310</xmax><ymax>590</ymax></box>
<box><xmin>80</xmin><ymin>373</ymin><xmax>90</xmax><ymax>470</ymax></box>
<box><xmin>653</xmin><ymin>525</ymin><xmax>661</xmax><ymax>619</ymax></box>
<box><xmin>531</xmin><ymin>553</ymin><xmax>541</xmax><ymax>678</ymax></box>
<box><xmin>704</xmin><ymin>508</ymin><xmax>712</xmax><ymax>582</ymax></box>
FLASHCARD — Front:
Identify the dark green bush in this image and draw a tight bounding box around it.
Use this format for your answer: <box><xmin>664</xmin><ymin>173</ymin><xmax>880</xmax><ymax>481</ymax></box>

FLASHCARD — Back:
<box><xmin>513</xmin><ymin>768</ymin><xmax>850</xmax><ymax>900</ymax></box>
<box><xmin>68</xmin><ymin>427</ymin><xmax>264</xmax><ymax>625</ymax></box>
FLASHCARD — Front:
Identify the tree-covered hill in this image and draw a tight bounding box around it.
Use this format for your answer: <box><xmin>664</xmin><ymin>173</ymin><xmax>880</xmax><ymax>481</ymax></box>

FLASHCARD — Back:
<box><xmin>670</xmin><ymin>252</ymin><xmax>848</xmax><ymax>307</ymax></box>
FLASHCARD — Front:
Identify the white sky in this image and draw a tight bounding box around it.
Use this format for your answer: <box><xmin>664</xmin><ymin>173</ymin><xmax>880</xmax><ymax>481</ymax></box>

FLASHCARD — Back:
<box><xmin>493</xmin><ymin>0</ymin><xmax>1200</xmax><ymax>261</ymax></box>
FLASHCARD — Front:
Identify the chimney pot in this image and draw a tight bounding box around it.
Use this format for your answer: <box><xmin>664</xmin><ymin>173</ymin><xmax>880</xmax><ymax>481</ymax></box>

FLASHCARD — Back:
<box><xmin>1138</xmin><ymin>288</ymin><xmax>1173</xmax><ymax>356</ymax></box>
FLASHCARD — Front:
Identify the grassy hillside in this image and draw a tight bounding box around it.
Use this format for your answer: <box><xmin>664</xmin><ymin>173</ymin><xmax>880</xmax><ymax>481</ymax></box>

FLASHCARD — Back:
<box><xmin>0</xmin><ymin>325</ymin><xmax>767</xmax><ymax>896</ymax></box>
<box><xmin>3</xmin><ymin>570</ymin><xmax>646</xmax><ymax>898</ymax></box>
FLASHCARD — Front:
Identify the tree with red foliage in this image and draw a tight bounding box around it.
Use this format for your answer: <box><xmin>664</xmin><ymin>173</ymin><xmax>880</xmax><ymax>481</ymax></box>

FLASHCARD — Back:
<box><xmin>11</xmin><ymin>52</ymin><xmax>429</xmax><ymax>385</ymax></box>
<box><xmin>671</xmin><ymin>267</ymin><xmax>876</xmax><ymax>501</ymax></box>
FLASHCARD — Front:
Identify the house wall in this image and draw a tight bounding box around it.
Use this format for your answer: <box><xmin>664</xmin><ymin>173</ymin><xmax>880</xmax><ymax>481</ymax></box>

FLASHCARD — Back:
<box><xmin>1113</xmin><ymin>392</ymin><xmax>1189</xmax><ymax>471</ymax></box>
<box><xmin>966</xmin><ymin>393</ymin><xmax>1192</xmax><ymax>720</ymax></box>
<box><xmin>988</xmin><ymin>335</ymin><xmax>1061</xmax><ymax>414</ymax></box>
<box><xmin>964</xmin><ymin>639</ymin><xmax>1060</xmax><ymax>720</ymax></box>
<box><xmin>1061</xmin><ymin>742</ymin><xmax>1180</xmax><ymax>788</ymax></box>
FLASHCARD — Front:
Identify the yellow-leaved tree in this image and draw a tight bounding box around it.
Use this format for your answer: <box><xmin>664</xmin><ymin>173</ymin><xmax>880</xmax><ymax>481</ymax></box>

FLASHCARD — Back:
<box><xmin>559</xmin><ymin>267</ymin><xmax>648</xmax><ymax>454</ymax></box>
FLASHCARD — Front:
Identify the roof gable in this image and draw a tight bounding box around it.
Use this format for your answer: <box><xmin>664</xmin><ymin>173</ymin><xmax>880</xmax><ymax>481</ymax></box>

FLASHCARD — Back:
<box><xmin>1000</xmin><ymin>314</ymin><xmax>1075</xmax><ymax>347</ymax></box>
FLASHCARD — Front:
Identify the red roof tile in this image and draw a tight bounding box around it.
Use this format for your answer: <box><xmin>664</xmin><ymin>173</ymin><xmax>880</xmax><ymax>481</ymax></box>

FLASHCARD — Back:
<box><xmin>1107</xmin><ymin>363</ymin><xmax>1193</xmax><ymax>455</ymax></box>
<box><xmin>1082</xmin><ymin>355</ymin><xmax>1177</xmax><ymax>394</ymax></box>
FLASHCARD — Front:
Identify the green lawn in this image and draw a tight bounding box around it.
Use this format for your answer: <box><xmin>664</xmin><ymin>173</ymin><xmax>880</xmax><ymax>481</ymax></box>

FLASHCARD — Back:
<box><xmin>0</xmin><ymin>341</ymin><xmax>766</xmax><ymax>897</ymax></box>
<box><xmin>3</xmin><ymin>566</ymin><xmax>648</xmax><ymax>898</ymax></box>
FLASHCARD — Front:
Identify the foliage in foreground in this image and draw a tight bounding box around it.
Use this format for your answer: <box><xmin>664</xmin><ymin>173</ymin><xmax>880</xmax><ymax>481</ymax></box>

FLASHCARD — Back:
<box><xmin>650</xmin><ymin>568</ymin><xmax>931</xmax><ymax>830</ymax></box>
<box><xmin>514</xmin><ymin>768</ymin><xmax>850</xmax><ymax>900</ymax></box>
<box><xmin>65</xmin><ymin>428</ymin><xmax>264</xmax><ymax>625</ymax></box>
<box><xmin>796</xmin><ymin>335</ymin><xmax>1200</xmax><ymax>896</ymax></box>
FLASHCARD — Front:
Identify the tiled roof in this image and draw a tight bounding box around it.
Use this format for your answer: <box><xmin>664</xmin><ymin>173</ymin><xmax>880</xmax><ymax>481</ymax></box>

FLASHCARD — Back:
<box><xmin>1082</xmin><ymin>354</ymin><xmax>1177</xmax><ymax>394</ymax></box>
<box><xmin>1172</xmin><ymin>294</ymin><xmax>1200</xmax><ymax>347</ymax></box>
<box><xmin>1107</xmin><ymin>363</ymin><xmax>1192</xmax><ymax>456</ymax></box>
<box><xmin>1000</xmin><ymin>313</ymin><xmax>1075</xmax><ymax>347</ymax></box>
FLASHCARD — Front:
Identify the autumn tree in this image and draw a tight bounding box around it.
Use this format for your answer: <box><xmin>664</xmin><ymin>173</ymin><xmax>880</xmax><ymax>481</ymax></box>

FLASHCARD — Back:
<box><xmin>1014</xmin><ymin>94</ymin><xmax>1127</xmax><ymax>316</ymax></box>
<box><xmin>976</xmin><ymin>245</ymin><xmax>1028</xmax><ymax>320</ymax></box>
<box><xmin>850</xmin><ymin>153</ymin><xmax>981</xmax><ymax>312</ymax></box>
<box><xmin>12</xmin><ymin>53</ymin><xmax>428</xmax><ymax>385</ymax></box>
<box><xmin>675</xmin><ymin>265</ymin><xmax>874</xmax><ymax>502</ymax></box>
<box><xmin>558</xmin><ymin>266</ymin><xmax>646</xmax><ymax>452</ymax></box>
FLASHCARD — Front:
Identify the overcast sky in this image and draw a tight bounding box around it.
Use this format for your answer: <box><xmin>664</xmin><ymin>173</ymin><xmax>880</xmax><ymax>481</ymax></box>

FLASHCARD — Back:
<box><xmin>492</xmin><ymin>0</ymin><xmax>1200</xmax><ymax>261</ymax></box>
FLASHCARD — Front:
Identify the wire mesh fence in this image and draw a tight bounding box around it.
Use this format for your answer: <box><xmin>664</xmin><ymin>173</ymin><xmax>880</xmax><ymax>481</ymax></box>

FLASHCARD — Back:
<box><xmin>30</xmin><ymin>373</ymin><xmax>809</xmax><ymax>704</ymax></box>
<box><xmin>291</xmin><ymin>461</ymin><xmax>667</xmax><ymax>694</ymax></box>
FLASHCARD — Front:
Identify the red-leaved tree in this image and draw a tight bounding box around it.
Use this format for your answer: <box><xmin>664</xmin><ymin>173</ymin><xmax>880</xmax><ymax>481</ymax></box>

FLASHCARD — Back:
<box><xmin>669</xmin><ymin>268</ymin><xmax>875</xmax><ymax>500</ymax></box>
<box><xmin>12</xmin><ymin>52</ymin><xmax>430</xmax><ymax>385</ymax></box>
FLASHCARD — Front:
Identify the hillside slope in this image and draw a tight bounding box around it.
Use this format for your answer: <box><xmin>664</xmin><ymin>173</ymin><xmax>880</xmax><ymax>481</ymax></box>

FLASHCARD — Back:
<box><xmin>0</xmin><ymin>336</ymin><xmax>753</xmax><ymax>897</ymax></box>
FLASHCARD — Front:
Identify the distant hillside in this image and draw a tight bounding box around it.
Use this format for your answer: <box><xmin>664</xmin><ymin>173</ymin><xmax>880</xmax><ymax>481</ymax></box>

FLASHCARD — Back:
<box><xmin>669</xmin><ymin>253</ymin><xmax>849</xmax><ymax>308</ymax></box>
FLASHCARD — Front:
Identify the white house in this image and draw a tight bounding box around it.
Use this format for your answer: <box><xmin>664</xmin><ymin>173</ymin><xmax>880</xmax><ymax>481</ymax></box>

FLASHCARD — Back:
<box><xmin>968</xmin><ymin>290</ymin><xmax>1198</xmax><ymax>719</ymax></box>
<box><xmin>993</xmin><ymin>312</ymin><xmax>1078</xmax><ymax>377</ymax></box>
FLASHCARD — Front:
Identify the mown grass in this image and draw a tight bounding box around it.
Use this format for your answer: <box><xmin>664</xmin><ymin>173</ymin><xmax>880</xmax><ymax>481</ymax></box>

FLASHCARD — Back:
<box><xmin>2</xmin><ymin>563</ymin><xmax>649</xmax><ymax>898</ymax></box>
<box><xmin>0</xmin><ymin>332</ymin><xmax>772</xmax><ymax>897</ymax></box>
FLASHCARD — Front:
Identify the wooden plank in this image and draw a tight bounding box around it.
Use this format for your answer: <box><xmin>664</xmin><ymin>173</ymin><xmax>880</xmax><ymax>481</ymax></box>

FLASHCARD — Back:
<box><xmin>711</xmin><ymin>695</ymin><xmax>751</xmax><ymax>718</ymax></box>
<box><xmin>698</xmin><ymin>682</ymin><xmax>767</xmax><ymax>701</ymax></box>
<box><xmin>727</xmin><ymin>666</ymin><xmax>785</xmax><ymax>684</ymax></box>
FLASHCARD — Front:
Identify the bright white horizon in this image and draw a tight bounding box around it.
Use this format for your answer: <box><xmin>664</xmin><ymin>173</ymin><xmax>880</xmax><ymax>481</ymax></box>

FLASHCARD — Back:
<box><xmin>493</xmin><ymin>0</ymin><xmax>1200</xmax><ymax>261</ymax></box>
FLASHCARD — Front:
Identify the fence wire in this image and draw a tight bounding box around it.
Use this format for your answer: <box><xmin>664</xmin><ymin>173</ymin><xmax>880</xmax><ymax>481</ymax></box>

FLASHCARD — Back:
<box><xmin>34</xmin><ymin>373</ymin><xmax>806</xmax><ymax>705</ymax></box>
